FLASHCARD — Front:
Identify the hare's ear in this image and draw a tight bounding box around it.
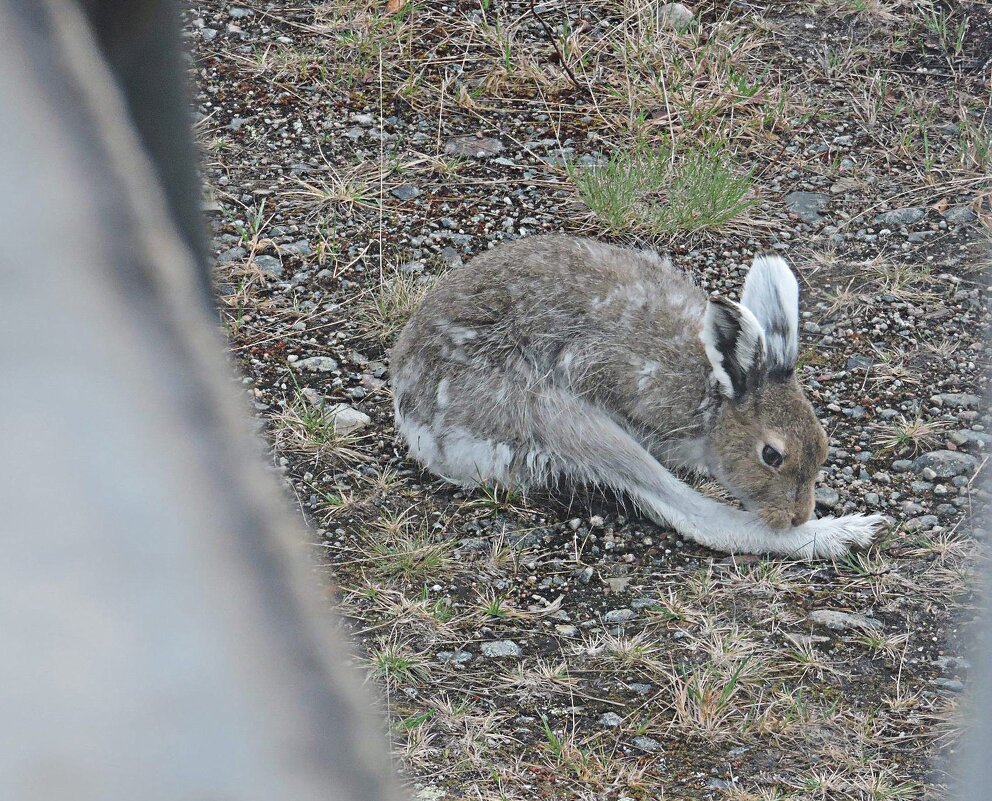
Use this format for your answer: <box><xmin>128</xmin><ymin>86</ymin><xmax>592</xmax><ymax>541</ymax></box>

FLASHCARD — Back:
<box><xmin>740</xmin><ymin>254</ymin><xmax>799</xmax><ymax>377</ymax></box>
<box><xmin>701</xmin><ymin>298</ymin><xmax>766</xmax><ymax>402</ymax></box>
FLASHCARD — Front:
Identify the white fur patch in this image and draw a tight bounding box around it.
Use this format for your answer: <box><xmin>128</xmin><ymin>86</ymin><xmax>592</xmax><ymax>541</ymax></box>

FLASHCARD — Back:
<box><xmin>447</xmin><ymin>326</ymin><xmax>478</xmax><ymax>345</ymax></box>
<box><xmin>734</xmin><ymin>305</ymin><xmax>764</xmax><ymax>372</ymax></box>
<box><xmin>637</xmin><ymin>360</ymin><xmax>659</xmax><ymax>390</ymax></box>
<box><xmin>436</xmin><ymin>378</ymin><xmax>450</xmax><ymax>407</ymax></box>
<box><xmin>591</xmin><ymin>282</ymin><xmax>647</xmax><ymax>311</ymax></box>
<box><xmin>442</xmin><ymin>426</ymin><xmax>513</xmax><ymax>485</ymax></box>
<box><xmin>664</xmin><ymin>436</ymin><xmax>709</xmax><ymax>472</ymax></box>
<box><xmin>740</xmin><ymin>255</ymin><xmax>799</xmax><ymax>369</ymax></box>
<box><xmin>700</xmin><ymin>307</ymin><xmax>734</xmax><ymax>397</ymax></box>
<box><xmin>400</xmin><ymin>420</ymin><xmax>441</xmax><ymax>468</ymax></box>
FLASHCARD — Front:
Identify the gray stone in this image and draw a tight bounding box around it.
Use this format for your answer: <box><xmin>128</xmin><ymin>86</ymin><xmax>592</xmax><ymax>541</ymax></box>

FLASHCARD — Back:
<box><xmin>436</xmin><ymin>649</ymin><xmax>473</xmax><ymax>665</ymax></box>
<box><xmin>507</xmin><ymin>531</ymin><xmax>541</xmax><ymax>550</ymax></box>
<box><xmin>784</xmin><ymin>192</ymin><xmax>830</xmax><ymax>224</ymax></box>
<box><xmin>809</xmin><ymin>609</ymin><xmax>882</xmax><ymax>632</ymax></box>
<box><xmin>846</xmin><ymin>354</ymin><xmax>873</xmax><ymax>371</ymax></box>
<box><xmin>481</xmin><ymin>640</ymin><xmax>522</xmax><ymax>658</ymax></box>
<box><xmin>814</xmin><ymin>487</ymin><xmax>840</xmax><ymax>509</ymax></box>
<box><xmin>200</xmin><ymin>27</ymin><xmax>218</xmax><ymax>41</ymax></box>
<box><xmin>933</xmin><ymin>678</ymin><xmax>965</xmax><ymax>692</ymax></box>
<box><xmin>950</xmin><ymin>430</ymin><xmax>992</xmax><ymax>449</ymax></box>
<box><xmin>297</xmin><ymin>356</ymin><xmax>339</xmax><ymax>373</ymax></box>
<box><xmin>655</xmin><ymin>2</ymin><xmax>693</xmax><ymax>31</ymax></box>
<box><xmin>913</xmin><ymin>450</ymin><xmax>978</xmax><ymax>478</ymax></box>
<box><xmin>604</xmin><ymin>608</ymin><xmax>636</xmax><ymax>624</ymax></box>
<box><xmin>439</xmin><ymin>247</ymin><xmax>462</xmax><ymax>268</ymax></box>
<box><xmin>444</xmin><ymin>136</ymin><xmax>505</xmax><ymax>158</ymax></box>
<box><xmin>904</xmin><ymin>515</ymin><xmax>939</xmax><ymax>533</ymax></box>
<box><xmin>282</xmin><ymin>239</ymin><xmax>312</xmax><ymax>257</ymax></box>
<box><xmin>633</xmin><ymin>736</ymin><xmax>663</xmax><ymax>753</ymax></box>
<box><xmin>872</xmin><ymin>207</ymin><xmax>925</xmax><ymax>226</ymax></box>
<box><xmin>891</xmin><ymin>460</ymin><xmax>914</xmax><ymax>473</ymax></box>
<box><xmin>391</xmin><ymin>183</ymin><xmax>421</xmax><ymax>201</ymax></box>
<box><xmin>944</xmin><ymin>206</ymin><xmax>977</xmax><ymax>223</ymax></box>
<box><xmin>299</xmin><ymin>388</ymin><xmax>323</xmax><ymax>408</ymax></box>
<box><xmin>456</xmin><ymin>537</ymin><xmax>488</xmax><ymax>553</ymax></box>
<box><xmin>253</xmin><ymin>255</ymin><xmax>283</xmax><ymax>277</ymax></box>
<box><xmin>864</xmin><ymin>492</ymin><xmax>880</xmax><ymax>506</ymax></box>
<box><xmin>631</xmin><ymin>597</ymin><xmax>659</xmax><ymax>610</ymax></box>
<box><xmin>627</xmin><ymin>683</ymin><xmax>652</xmax><ymax>695</ymax></box>
<box><xmin>218</xmin><ymin>245</ymin><xmax>246</xmax><ymax>263</ymax></box>
<box><xmin>324</xmin><ymin>404</ymin><xmax>370</xmax><ymax>436</ymax></box>
<box><xmin>605</xmin><ymin>577</ymin><xmax>631</xmax><ymax>594</ymax></box>
<box><xmin>599</xmin><ymin>712</ymin><xmax>623</xmax><ymax>727</ymax></box>
<box><xmin>936</xmin><ymin>393</ymin><xmax>982</xmax><ymax>409</ymax></box>
<box><xmin>935</xmin><ymin>655</ymin><xmax>971</xmax><ymax>672</ymax></box>
<box><xmin>228</xmin><ymin>6</ymin><xmax>252</xmax><ymax>18</ymax></box>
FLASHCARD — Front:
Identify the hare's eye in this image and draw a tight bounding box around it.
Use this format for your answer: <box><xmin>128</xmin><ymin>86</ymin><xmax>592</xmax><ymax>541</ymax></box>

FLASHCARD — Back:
<box><xmin>761</xmin><ymin>444</ymin><xmax>784</xmax><ymax>469</ymax></box>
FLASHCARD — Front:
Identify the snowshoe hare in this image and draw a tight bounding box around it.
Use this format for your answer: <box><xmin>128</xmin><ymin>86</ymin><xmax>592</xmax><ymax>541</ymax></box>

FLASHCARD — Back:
<box><xmin>391</xmin><ymin>235</ymin><xmax>883</xmax><ymax>558</ymax></box>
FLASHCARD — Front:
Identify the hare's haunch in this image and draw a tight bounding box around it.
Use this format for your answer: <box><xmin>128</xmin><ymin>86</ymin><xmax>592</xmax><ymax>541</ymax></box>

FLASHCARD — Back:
<box><xmin>390</xmin><ymin>235</ymin><xmax>882</xmax><ymax>558</ymax></box>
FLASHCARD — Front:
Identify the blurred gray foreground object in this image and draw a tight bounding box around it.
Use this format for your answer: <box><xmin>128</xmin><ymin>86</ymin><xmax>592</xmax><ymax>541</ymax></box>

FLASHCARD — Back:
<box><xmin>0</xmin><ymin>1</ymin><xmax>402</xmax><ymax>800</ymax></box>
<box><xmin>957</xmin><ymin>567</ymin><xmax>992</xmax><ymax>801</ymax></box>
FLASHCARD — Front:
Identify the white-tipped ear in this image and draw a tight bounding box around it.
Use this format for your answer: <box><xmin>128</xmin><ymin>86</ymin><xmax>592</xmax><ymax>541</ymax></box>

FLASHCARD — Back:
<box><xmin>701</xmin><ymin>298</ymin><xmax>766</xmax><ymax>401</ymax></box>
<box><xmin>740</xmin><ymin>254</ymin><xmax>799</xmax><ymax>375</ymax></box>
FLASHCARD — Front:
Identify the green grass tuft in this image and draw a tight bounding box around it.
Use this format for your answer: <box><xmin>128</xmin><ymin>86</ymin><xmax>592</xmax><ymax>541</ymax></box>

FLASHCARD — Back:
<box><xmin>570</xmin><ymin>139</ymin><xmax>755</xmax><ymax>237</ymax></box>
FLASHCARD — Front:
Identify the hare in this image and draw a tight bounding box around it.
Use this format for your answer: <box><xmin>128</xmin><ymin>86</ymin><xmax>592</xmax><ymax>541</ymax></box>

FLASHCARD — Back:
<box><xmin>390</xmin><ymin>235</ymin><xmax>883</xmax><ymax>558</ymax></box>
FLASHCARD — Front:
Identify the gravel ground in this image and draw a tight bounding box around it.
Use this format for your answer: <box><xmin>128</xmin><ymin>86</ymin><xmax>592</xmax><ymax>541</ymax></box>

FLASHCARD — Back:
<box><xmin>185</xmin><ymin>1</ymin><xmax>990</xmax><ymax>798</ymax></box>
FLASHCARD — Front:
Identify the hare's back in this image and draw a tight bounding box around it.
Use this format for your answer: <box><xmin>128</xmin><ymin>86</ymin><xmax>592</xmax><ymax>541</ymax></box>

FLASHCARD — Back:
<box><xmin>404</xmin><ymin>235</ymin><xmax>703</xmax><ymax>335</ymax></box>
<box><xmin>390</xmin><ymin>235</ymin><xmax>709</xmax><ymax>481</ymax></box>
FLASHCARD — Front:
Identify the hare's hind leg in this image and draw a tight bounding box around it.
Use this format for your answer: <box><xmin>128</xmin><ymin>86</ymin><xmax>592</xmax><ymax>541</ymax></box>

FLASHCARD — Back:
<box><xmin>393</xmin><ymin>365</ymin><xmax>548</xmax><ymax>490</ymax></box>
<box><xmin>394</xmin><ymin>410</ymin><xmax>519</xmax><ymax>489</ymax></box>
<box><xmin>530</xmin><ymin>390</ymin><xmax>880</xmax><ymax>558</ymax></box>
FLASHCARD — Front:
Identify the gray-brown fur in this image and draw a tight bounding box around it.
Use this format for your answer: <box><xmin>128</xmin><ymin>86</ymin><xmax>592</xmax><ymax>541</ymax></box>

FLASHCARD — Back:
<box><xmin>391</xmin><ymin>235</ymin><xmax>881</xmax><ymax>558</ymax></box>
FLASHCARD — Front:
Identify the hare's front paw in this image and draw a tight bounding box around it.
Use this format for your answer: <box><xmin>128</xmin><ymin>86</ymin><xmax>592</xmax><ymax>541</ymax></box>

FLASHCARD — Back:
<box><xmin>799</xmin><ymin>514</ymin><xmax>886</xmax><ymax>559</ymax></box>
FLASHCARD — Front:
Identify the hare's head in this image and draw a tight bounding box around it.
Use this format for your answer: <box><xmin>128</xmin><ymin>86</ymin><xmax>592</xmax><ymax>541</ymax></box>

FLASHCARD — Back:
<box><xmin>700</xmin><ymin>255</ymin><xmax>828</xmax><ymax>530</ymax></box>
